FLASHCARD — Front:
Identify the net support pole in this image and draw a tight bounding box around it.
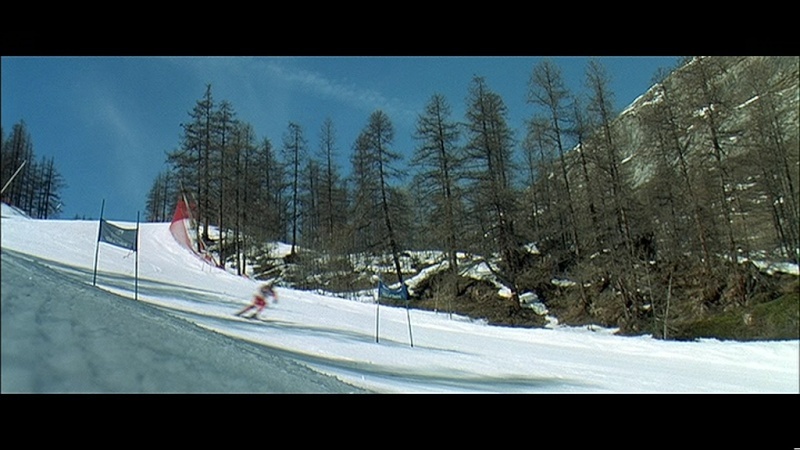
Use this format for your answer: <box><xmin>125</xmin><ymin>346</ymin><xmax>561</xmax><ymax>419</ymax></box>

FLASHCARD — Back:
<box><xmin>375</xmin><ymin>290</ymin><xmax>381</xmax><ymax>344</ymax></box>
<box><xmin>135</xmin><ymin>211</ymin><xmax>140</xmax><ymax>301</ymax></box>
<box><xmin>92</xmin><ymin>199</ymin><xmax>105</xmax><ymax>287</ymax></box>
<box><xmin>405</xmin><ymin>299</ymin><xmax>414</xmax><ymax>348</ymax></box>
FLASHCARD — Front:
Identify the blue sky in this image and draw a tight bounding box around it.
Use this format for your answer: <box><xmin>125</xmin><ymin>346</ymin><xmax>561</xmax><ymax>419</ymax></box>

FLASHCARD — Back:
<box><xmin>1</xmin><ymin>56</ymin><xmax>679</xmax><ymax>221</ymax></box>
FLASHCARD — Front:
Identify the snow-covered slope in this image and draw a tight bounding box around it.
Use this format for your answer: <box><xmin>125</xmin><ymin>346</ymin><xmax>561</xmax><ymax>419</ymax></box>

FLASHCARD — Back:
<box><xmin>2</xmin><ymin>208</ymin><xmax>798</xmax><ymax>393</ymax></box>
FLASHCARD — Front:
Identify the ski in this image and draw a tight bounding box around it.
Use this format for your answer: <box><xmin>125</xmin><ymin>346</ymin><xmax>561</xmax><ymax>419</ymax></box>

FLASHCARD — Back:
<box><xmin>232</xmin><ymin>313</ymin><xmax>269</xmax><ymax>322</ymax></box>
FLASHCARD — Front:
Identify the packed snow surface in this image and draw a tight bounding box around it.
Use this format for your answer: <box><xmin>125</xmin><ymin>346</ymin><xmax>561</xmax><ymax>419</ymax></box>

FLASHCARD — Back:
<box><xmin>2</xmin><ymin>204</ymin><xmax>798</xmax><ymax>393</ymax></box>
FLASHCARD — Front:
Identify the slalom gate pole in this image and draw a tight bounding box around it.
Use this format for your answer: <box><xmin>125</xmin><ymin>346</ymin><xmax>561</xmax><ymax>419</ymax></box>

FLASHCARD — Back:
<box><xmin>135</xmin><ymin>211</ymin><xmax>140</xmax><ymax>301</ymax></box>
<box><xmin>375</xmin><ymin>290</ymin><xmax>380</xmax><ymax>343</ymax></box>
<box><xmin>92</xmin><ymin>199</ymin><xmax>105</xmax><ymax>287</ymax></box>
<box><xmin>406</xmin><ymin>300</ymin><xmax>414</xmax><ymax>348</ymax></box>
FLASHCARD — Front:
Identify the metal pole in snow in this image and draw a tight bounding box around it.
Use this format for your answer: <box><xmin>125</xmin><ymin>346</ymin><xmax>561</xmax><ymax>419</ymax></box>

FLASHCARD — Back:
<box><xmin>375</xmin><ymin>286</ymin><xmax>380</xmax><ymax>343</ymax></box>
<box><xmin>405</xmin><ymin>296</ymin><xmax>414</xmax><ymax>348</ymax></box>
<box><xmin>135</xmin><ymin>211</ymin><xmax>140</xmax><ymax>301</ymax></box>
<box><xmin>92</xmin><ymin>199</ymin><xmax>105</xmax><ymax>287</ymax></box>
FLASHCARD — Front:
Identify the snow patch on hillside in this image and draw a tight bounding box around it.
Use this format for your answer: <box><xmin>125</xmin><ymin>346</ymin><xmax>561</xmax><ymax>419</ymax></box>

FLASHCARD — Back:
<box><xmin>1</xmin><ymin>203</ymin><xmax>31</xmax><ymax>219</ymax></box>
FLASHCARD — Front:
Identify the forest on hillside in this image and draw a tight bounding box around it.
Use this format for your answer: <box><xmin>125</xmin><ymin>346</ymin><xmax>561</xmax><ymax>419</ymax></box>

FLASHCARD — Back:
<box><xmin>1</xmin><ymin>120</ymin><xmax>66</xmax><ymax>219</ymax></box>
<box><xmin>146</xmin><ymin>56</ymin><xmax>799</xmax><ymax>339</ymax></box>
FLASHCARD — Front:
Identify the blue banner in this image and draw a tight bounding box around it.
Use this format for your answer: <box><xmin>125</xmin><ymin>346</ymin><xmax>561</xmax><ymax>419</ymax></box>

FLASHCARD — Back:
<box><xmin>99</xmin><ymin>219</ymin><xmax>138</xmax><ymax>251</ymax></box>
<box><xmin>378</xmin><ymin>281</ymin><xmax>409</xmax><ymax>301</ymax></box>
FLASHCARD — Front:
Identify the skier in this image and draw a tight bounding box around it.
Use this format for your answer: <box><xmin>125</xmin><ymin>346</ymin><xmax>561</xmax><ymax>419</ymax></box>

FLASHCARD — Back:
<box><xmin>235</xmin><ymin>282</ymin><xmax>278</xmax><ymax>319</ymax></box>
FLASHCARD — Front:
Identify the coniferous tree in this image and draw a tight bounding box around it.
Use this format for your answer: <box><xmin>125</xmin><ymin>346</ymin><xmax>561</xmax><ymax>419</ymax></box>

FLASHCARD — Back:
<box><xmin>253</xmin><ymin>136</ymin><xmax>285</xmax><ymax>243</ymax></box>
<box><xmin>523</xmin><ymin>116</ymin><xmax>558</xmax><ymax>250</ymax></box>
<box><xmin>583</xmin><ymin>59</ymin><xmax>652</xmax><ymax>327</ymax></box>
<box><xmin>194</xmin><ymin>85</ymin><xmax>216</xmax><ymax>241</ymax></box>
<box><xmin>637</xmin><ymin>86</ymin><xmax>690</xmax><ymax>261</ymax></box>
<box><xmin>199</xmin><ymin>86</ymin><xmax>216</xmax><ymax>243</ymax></box>
<box><xmin>585</xmin><ymin>59</ymin><xmax>635</xmax><ymax>255</ymax></box>
<box><xmin>318</xmin><ymin>117</ymin><xmax>337</xmax><ymax>240</ymax></box>
<box><xmin>387</xmin><ymin>186</ymin><xmax>415</xmax><ymax>252</ymax></box>
<box><xmin>463</xmin><ymin>76</ymin><xmax>524</xmax><ymax>306</ymax></box>
<box><xmin>1</xmin><ymin>120</ymin><xmax>34</xmax><ymax>208</ymax></box>
<box><xmin>204</xmin><ymin>99</ymin><xmax>238</xmax><ymax>266</ymax></box>
<box><xmin>641</xmin><ymin>69</ymin><xmax>713</xmax><ymax>271</ymax></box>
<box><xmin>229</xmin><ymin>121</ymin><xmax>258</xmax><ymax>275</ymax></box>
<box><xmin>741</xmin><ymin>57</ymin><xmax>799</xmax><ymax>261</ymax></box>
<box><xmin>166</xmin><ymin>128</ymin><xmax>199</xmax><ymax>215</ymax></box>
<box><xmin>145</xmin><ymin>170</ymin><xmax>176</xmax><ymax>222</ymax></box>
<box><xmin>282</xmin><ymin>122</ymin><xmax>306</xmax><ymax>256</ymax></box>
<box><xmin>39</xmin><ymin>156</ymin><xmax>65</xmax><ymax>219</ymax></box>
<box><xmin>317</xmin><ymin>117</ymin><xmax>349</xmax><ymax>252</ymax></box>
<box><xmin>349</xmin><ymin>130</ymin><xmax>382</xmax><ymax>255</ymax></box>
<box><xmin>528</xmin><ymin>60</ymin><xmax>581</xmax><ymax>258</ymax></box>
<box><xmin>520</xmin><ymin>127</ymin><xmax>541</xmax><ymax>242</ymax></box>
<box><xmin>167</xmin><ymin>85</ymin><xmax>217</xmax><ymax>252</ymax></box>
<box><xmin>679</xmin><ymin>57</ymin><xmax>741</xmax><ymax>266</ymax></box>
<box><xmin>412</xmin><ymin>93</ymin><xmax>464</xmax><ymax>273</ymax></box>
<box><xmin>363</xmin><ymin>110</ymin><xmax>406</xmax><ymax>284</ymax></box>
<box><xmin>301</xmin><ymin>157</ymin><xmax>322</xmax><ymax>249</ymax></box>
<box><xmin>21</xmin><ymin>157</ymin><xmax>40</xmax><ymax>215</ymax></box>
<box><xmin>569</xmin><ymin>95</ymin><xmax>602</xmax><ymax>252</ymax></box>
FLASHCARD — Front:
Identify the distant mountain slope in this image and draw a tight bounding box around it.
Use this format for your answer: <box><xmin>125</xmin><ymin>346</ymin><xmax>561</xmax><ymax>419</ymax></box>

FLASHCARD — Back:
<box><xmin>569</xmin><ymin>56</ymin><xmax>799</xmax><ymax>260</ymax></box>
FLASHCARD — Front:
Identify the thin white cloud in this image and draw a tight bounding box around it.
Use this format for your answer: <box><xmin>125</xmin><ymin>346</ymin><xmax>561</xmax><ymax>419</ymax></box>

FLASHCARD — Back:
<box><xmin>261</xmin><ymin>60</ymin><xmax>417</xmax><ymax>124</ymax></box>
<box><xmin>166</xmin><ymin>57</ymin><xmax>419</xmax><ymax>131</ymax></box>
<box><xmin>92</xmin><ymin>95</ymin><xmax>149</xmax><ymax>212</ymax></box>
<box><xmin>98</xmin><ymin>97</ymin><xmax>138</xmax><ymax>151</ymax></box>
